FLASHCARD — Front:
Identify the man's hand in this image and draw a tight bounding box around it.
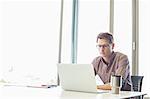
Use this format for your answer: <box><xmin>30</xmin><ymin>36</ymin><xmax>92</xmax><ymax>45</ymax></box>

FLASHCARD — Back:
<box><xmin>97</xmin><ymin>83</ymin><xmax>111</xmax><ymax>90</ymax></box>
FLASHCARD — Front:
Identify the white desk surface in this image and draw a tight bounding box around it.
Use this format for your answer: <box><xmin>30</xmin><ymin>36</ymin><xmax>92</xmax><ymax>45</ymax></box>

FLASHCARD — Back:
<box><xmin>0</xmin><ymin>85</ymin><xmax>147</xmax><ymax>99</ymax></box>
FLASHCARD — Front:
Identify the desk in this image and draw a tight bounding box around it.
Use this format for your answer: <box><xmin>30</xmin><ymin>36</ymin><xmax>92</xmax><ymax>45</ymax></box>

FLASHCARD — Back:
<box><xmin>0</xmin><ymin>86</ymin><xmax>147</xmax><ymax>99</ymax></box>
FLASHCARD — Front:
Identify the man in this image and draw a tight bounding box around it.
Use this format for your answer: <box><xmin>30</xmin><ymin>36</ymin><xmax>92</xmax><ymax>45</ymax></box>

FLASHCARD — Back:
<box><xmin>92</xmin><ymin>32</ymin><xmax>132</xmax><ymax>91</ymax></box>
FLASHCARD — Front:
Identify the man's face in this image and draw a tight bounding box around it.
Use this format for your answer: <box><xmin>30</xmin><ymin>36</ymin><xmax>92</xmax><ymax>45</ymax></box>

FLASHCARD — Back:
<box><xmin>96</xmin><ymin>38</ymin><xmax>114</xmax><ymax>58</ymax></box>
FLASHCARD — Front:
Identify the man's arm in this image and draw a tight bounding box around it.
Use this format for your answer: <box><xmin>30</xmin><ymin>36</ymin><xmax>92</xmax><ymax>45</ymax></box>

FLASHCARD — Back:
<box><xmin>115</xmin><ymin>55</ymin><xmax>129</xmax><ymax>80</ymax></box>
<box><xmin>97</xmin><ymin>83</ymin><xmax>111</xmax><ymax>90</ymax></box>
<box><xmin>97</xmin><ymin>55</ymin><xmax>130</xmax><ymax>90</ymax></box>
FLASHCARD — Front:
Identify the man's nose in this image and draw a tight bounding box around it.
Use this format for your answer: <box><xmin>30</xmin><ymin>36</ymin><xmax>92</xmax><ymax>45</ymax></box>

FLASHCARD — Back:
<box><xmin>100</xmin><ymin>47</ymin><xmax>105</xmax><ymax>52</ymax></box>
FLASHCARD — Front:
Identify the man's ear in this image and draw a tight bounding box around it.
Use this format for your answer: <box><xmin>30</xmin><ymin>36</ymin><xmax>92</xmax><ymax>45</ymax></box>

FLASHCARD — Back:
<box><xmin>112</xmin><ymin>43</ymin><xmax>115</xmax><ymax>49</ymax></box>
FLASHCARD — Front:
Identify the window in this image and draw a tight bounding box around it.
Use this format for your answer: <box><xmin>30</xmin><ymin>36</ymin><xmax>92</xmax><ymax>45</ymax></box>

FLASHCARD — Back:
<box><xmin>61</xmin><ymin>0</ymin><xmax>72</xmax><ymax>63</ymax></box>
<box><xmin>139</xmin><ymin>0</ymin><xmax>150</xmax><ymax>95</ymax></box>
<box><xmin>77</xmin><ymin>0</ymin><xmax>109</xmax><ymax>63</ymax></box>
<box><xmin>0</xmin><ymin>0</ymin><xmax>60</xmax><ymax>85</ymax></box>
<box><xmin>113</xmin><ymin>0</ymin><xmax>132</xmax><ymax>72</ymax></box>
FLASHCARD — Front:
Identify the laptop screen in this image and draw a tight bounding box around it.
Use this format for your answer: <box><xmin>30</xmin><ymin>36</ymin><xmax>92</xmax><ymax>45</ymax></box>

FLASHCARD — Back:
<box><xmin>57</xmin><ymin>64</ymin><xmax>102</xmax><ymax>93</ymax></box>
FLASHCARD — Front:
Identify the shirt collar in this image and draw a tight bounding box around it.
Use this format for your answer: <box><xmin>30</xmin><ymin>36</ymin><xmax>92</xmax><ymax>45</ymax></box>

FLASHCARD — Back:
<box><xmin>101</xmin><ymin>51</ymin><xmax>116</xmax><ymax>66</ymax></box>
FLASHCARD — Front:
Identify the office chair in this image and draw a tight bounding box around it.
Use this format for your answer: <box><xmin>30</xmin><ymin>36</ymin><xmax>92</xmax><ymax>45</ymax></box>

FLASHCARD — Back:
<box><xmin>131</xmin><ymin>76</ymin><xmax>144</xmax><ymax>92</ymax></box>
<box><xmin>131</xmin><ymin>76</ymin><xmax>144</xmax><ymax>99</ymax></box>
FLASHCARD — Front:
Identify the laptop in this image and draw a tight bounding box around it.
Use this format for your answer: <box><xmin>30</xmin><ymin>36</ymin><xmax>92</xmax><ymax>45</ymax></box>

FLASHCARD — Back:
<box><xmin>57</xmin><ymin>63</ymin><xmax>109</xmax><ymax>93</ymax></box>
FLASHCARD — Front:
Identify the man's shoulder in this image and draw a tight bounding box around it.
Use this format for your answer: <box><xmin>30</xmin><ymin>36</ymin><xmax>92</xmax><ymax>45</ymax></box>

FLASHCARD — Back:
<box><xmin>114</xmin><ymin>52</ymin><xmax>128</xmax><ymax>59</ymax></box>
<box><xmin>93</xmin><ymin>56</ymin><xmax>101</xmax><ymax>61</ymax></box>
<box><xmin>115</xmin><ymin>52</ymin><xmax>127</xmax><ymax>56</ymax></box>
<box><xmin>92</xmin><ymin>56</ymin><xmax>102</xmax><ymax>64</ymax></box>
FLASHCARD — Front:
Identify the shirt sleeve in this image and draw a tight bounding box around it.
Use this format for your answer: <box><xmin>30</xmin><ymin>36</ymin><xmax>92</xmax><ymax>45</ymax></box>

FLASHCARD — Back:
<box><xmin>115</xmin><ymin>54</ymin><xmax>132</xmax><ymax>91</ymax></box>
<box><xmin>115</xmin><ymin>54</ymin><xmax>130</xmax><ymax>81</ymax></box>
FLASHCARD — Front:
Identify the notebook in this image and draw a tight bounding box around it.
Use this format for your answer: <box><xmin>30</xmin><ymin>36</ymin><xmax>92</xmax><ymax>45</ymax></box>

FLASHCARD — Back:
<box><xmin>57</xmin><ymin>63</ymin><xmax>109</xmax><ymax>93</ymax></box>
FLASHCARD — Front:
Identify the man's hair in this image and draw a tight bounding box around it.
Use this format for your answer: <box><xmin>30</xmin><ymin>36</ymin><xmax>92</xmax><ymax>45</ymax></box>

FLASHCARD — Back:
<box><xmin>96</xmin><ymin>32</ymin><xmax>114</xmax><ymax>44</ymax></box>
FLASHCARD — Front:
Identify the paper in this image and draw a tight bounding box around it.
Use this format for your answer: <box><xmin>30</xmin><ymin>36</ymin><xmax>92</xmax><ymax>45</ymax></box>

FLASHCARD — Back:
<box><xmin>95</xmin><ymin>75</ymin><xmax>104</xmax><ymax>85</ymax></box>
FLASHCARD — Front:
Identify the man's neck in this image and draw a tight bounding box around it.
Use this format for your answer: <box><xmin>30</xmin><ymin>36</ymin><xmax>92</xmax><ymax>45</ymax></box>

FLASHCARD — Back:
<box><xmin>103</xmin><ymin>57</ymin><xmax>110</xmax><ymax>65</ymax></box>
<box><xmin>102</xmin><ymin>52</ymin><xmax>114</xmax><ymax>64</ymax></box>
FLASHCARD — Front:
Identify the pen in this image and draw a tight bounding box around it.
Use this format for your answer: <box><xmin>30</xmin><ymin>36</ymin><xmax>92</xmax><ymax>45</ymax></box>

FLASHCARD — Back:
<box><xmin>27</xmin><ymin>85</ymin><xmax>48</xmax><ymax>88</ymax></box>
<box><xmin>41</xmin><ymin>85</ymin><xmax>57</xmax><ymax>88</ymax></box>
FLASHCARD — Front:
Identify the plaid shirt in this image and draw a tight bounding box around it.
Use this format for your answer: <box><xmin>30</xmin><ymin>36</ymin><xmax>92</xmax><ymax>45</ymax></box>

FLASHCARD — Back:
<box><xmin>92</xmin><ymin>51</ymin><xmax>132</xmax><ymax>91</ymax></box>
